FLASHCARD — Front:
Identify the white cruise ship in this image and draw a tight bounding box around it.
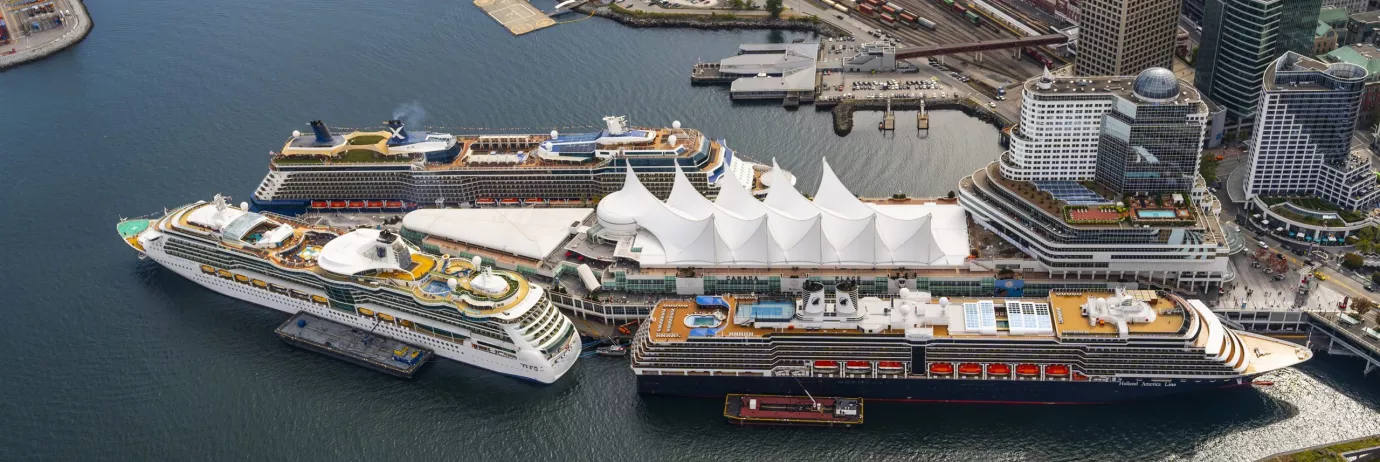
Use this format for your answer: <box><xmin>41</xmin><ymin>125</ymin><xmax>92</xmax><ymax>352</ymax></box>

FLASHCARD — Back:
<box><xmin>116</xmin><ymin>194</ymin><xmax>580</xmax><ymax>383</ymax></box>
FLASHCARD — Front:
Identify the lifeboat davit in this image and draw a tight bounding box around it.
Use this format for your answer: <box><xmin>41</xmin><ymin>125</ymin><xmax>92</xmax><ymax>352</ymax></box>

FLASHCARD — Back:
<box><xmin>330</xmin><ymin>200</ymin><xmax>347</xmax><ymax>208</ymax></box>
<box><xmin>845</xmin><ymin>361</ymin><xmax>871</xmax><ymax>372</ymax></box>
<box><xmin>958</xmin><ymin>363</ymin><xmax>982</xmax><ymax>375</ymax></box>
<box><xmin>310</xmin><ymin>201</ymin><xmax>328</xmax><ymax>208</ymax></box>
<box><xmin>987</xmin><ymin>363</ymin><xmax>1011</xmax><ymax>376</ymax></box>
<box><xmin>1016</xmin><ymin>364</ymin><xmax>1039</xmax><ymax>377</ymax></box>
<box><xmin>1045</xmin><ymin>365</ymin><xmax>1071</xmax><ymax>377</ymax></box>
<box><xmin>929</xmin><ymin>363</ymin><xmax>954</xmax><ymax>375</ymax></box>
<box><xmin>813</xmin><ymin>360</ymin><xmax>839</xmax><ymax>371</ymax></box>
<box><xmin>367</xmin><ymin>200</ymin><xmax>384</xmax><ymax>208</ymax></box>
<box><xmin>385</xmin><ymin>200</ymin><xmax>404</xmax><ymax>208</ymax></box>
<box><xmin>347</xmin><ymin>200</ymin><xmax>365</xmax><ymax>208</ymax></box>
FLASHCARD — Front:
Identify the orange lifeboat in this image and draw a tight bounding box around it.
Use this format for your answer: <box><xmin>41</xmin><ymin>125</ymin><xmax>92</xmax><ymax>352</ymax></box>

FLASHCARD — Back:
<box><xmin>958</xmin><ymin>363</ymin><xmax>982</xmax><ymax>375</ymax></box>
<box><xmin>347</xmin><ymin>200</ymin><xmax>365</xmax><ymax>208</ymax></box>
<box><xmin>385</xmin><ymin>200</ymin><xmax>404</xmax><ymax>208</ymax></box>
<box><xmin>525</xmin><ymin>197</ymin><xmax>543</xmax><ymax>204</ymax></box>
<box><xmin>877</xmin><ymin>361</ymin><xmax>904</xmax><ymax>372</ymax></box>
<box><xmin>329</xmin><ymin>200</ymin><xmax>347</xmax><ymax>208</ymax></box>
<box><xmin>845</xmin><ymin>361</ymin><xmax>871</xmax><ymax>372</ymax></box>
<box><xmin>1072</xmin><ymin>372</ymin><xmax>1089</xmax><ymax>381</ymax></box>
<box><xmin>310</xmin><ymin>201</ymin><xmax>328</xmax><ymax>208</ymax></box>
<box><xmin>929</xmin><ymin>363</ymin><xmax>954</xmax><ymax>375</ymax></box>
<box><xmin>987</xmin><ymin>363</ymin><xmax>1011</xmax><ymax>376</ymax></box>
<box><xmin>813</xmin><ymin>360</ymin><xmax>839</xmax><ymax>371</ymax></box>
<box><xmin>367</xmin><ymin>200</ymin><xmax>384</xmax><ymax>208</ymax></box>
<box><xmin>476</xmin><ymin>198</ymin><xmax>496</xmax><ymax>205</ymax></box>
<box><xmin>1045</xmin><ymin>365</ymin><xmax>1070</xmax><ymax>377</ymax></box>
<box><xmin>1015</xmin><ymin>364</ymin><xmax>1039</xmax><ymax>377</ymax></box>
<box><xmin>500</xmin><ymin>198</ymin><xmax>520</xmax><ymax>205</ymax></box>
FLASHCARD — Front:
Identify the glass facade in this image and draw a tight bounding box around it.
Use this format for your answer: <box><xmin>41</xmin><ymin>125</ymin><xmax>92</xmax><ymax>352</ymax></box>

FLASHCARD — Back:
<box><xmin>1095</xmin><ymin>102</ymin><xmax>1206</xmax><ymax>194</ymax></box>
<box><xmin>1195</xmin><ymin>0</ymin><xmax>1320</xmax><ymax>122</ymax></box>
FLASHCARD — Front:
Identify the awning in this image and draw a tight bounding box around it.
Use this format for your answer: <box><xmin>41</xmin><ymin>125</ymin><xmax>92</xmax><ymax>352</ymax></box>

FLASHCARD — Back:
<box><xmin>1276</xmin><ymin>227</ymin><xmax>1285</xmax><ymax>232</ymax></box>
<box><xmin>1297</xmin><ymin>232</ymin><xmax>1306</xmax><ymax>238</ymax></box>
<box><xmin>1329</xmin><ymin>236</ymin><xmax>1337</xmax><ymax>241</ymax></box>
<box><xmin>1262</xmin><ymin>219</ymin><xmax>1270</xmax><ymax>225</ymax></box>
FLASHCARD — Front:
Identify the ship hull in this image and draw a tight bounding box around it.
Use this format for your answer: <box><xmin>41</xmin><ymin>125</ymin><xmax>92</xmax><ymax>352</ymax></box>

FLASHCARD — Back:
<box><xmin>637</xmin><ymin>373</ymin><xmax>1258</xmax><ymax>404</ymax></box>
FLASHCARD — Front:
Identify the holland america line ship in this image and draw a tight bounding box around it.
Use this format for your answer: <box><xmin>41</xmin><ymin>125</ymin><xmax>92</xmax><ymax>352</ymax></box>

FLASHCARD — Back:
<box><xmin>250</xmin><ymin>115</ymin><xmax>771</xmax><ymax>215</ymax></box>
<box><xmin>632</xmin><ymin>285</ymin><xmax>1311</xmax><ymax>403</ymax></box>
<box><xmin>116</xmin><ymin>195</ymin><xmax>580</xmax><ymax>383</ymax></box>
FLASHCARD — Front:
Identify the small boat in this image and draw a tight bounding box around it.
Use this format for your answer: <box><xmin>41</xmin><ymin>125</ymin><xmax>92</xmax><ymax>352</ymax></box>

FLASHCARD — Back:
<box><xmin>725</xmin><ymin>394</ymin><xmax>863</xmax><ymax>427</ymax></box>
<box><xmin>476</xmin><ymin>198</ymin><xmax>496</xmax><ymax>205</ymax></box>
<box><xmin>252</xmin><ymin>279</ymin><xmax>268</xmax><ymax>288</ymax></box>
<box><xmin>347</xmin><ymin>200</ymin><xmax>366</xmax><ymax>208</ymax></box>
<box><xmin>845</xmin><ymin>361</ymin><xmax>871</xmax><ymax>372</ymax></box>
<box><xmin>499</xmin><ymin>198</ymin><xmax>520</xmax><ymax>205</ymax></box>
<box><xmin>813</xmin><ymin>360</ymin><xmax>840</xmax><ymax>371</ymax></box>
<box><xmin>1045</xmin><ymin>364</ymin><xmax>1070</xmax><ymax>377</ymax></box>
<box><xmin>216</xmin><ymin>269</ymin><xmax>233</xmax><ymax>279</ymax></box>
<box><xmin>358</xmin><ymin>307</ymin><xmax>376</xmax><ymax>317</ymax></box>
<box><xmin>929</xmin><ymin>363</ymin><xmax>954</xmax><ymax>375</ymax></box>
<box><xmin>987</xmin><ymin>363</ymin><xmax>1011</xmax><ymax>376</ymax></box>
<box><xmin>1016</xmin><ymin>364</ymin><xmax>1039</xmax><ymax>376</ymax></box>
<box><xmin>310</xmin><ymin>294</ymin><xmax>328</xmax><ymax>304</ymax></box>
<box><xmin>385</xmin><ymin>200</ymin><xmax>404</xmax><ymax>208</ymax></box>
<box><xmin>525</xmin><ymin>197</ymin><xmax>543</xmax><ymax>204</ymax></box>
<box><xmin>1252</xmin><ymin>380</ymin><xmax>1274</xmax><ymax>386</ymax></box>
<box><xmin>233</xmin><ymin>274</ymin><xmax>251</xmax><ymax>283</ymax></box>
<box><xmin>877</xmin><ymin>361</ymin><xmax>904</xmax><ymax>374</ymax></box>
<box><xmin>597</xmin><ymin>343</ymin><xmax>628</xmax><ymax>357</ymax></box>
<box><xmin>377</xmin><ymin>313</ymin><xmax>396</xmax><ymax>322</ymax></box>
<box><xmin>329</xmin><ymin>200</ymin><xmax>347</xmax><ymax>208</ymax></box>
<box><xmin>367</xmin><ymin>200</ymin><xmax>384</xmax><ymax>208</ymax></box>
<box><xmin>200</xmin><ymin>265</ymin><xmax>216</xmax><ymax>274</ymax></box>
<box><xmin>1073</xmin><ymin>372</ymin><xmax>1089</xmax><ymax>381</ymax></box>
<box><xmin>310</xmin><ymin>201</ymin><xmax>328</xmax><ymax>208</ymax></box>
<box><xmin>958</xmin><ymin>363</ymin><xmax>982</xmax><ymax>375</ymax></box>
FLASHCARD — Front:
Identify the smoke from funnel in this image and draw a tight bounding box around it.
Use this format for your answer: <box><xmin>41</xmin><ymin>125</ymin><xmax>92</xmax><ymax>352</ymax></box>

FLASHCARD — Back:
<box><xmin>392</xmin><ymin>102</ymin><xmax>427</xmax><ymax>128</ymax></box>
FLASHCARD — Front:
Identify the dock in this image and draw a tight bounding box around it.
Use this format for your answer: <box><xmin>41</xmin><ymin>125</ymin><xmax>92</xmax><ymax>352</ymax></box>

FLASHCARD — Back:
<box><xmin>724</xmin><ymin>394</ymin><xmax>863</xmax><ymax>427</ymax></box>
<box><xmin>473</xmin><ymin>0</ymin><xmax>556</xmax><ymax>36</ymax></box>
<box><xmin>274</xmin><ymin>312</ymin><xmax>432</xmax><ymax>378</ymax></box>
<box><xmin>880</xmin><ymin>98</ymin><xmax>895</xmax><ymax>131</ymax></box>
<box><xmin>918</xmin><ymin>100</ymin><xmax>930</xmax><ymax>130</ymax></box>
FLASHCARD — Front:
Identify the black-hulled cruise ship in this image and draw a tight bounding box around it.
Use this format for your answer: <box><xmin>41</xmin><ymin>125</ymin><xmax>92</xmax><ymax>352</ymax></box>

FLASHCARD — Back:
<box><xmin>250</xmin><ymin>116</ymin><xmax>769</xmax><ymax>215</ymax></box>
<box><xmin>631</xmin><ymin>285</ymin><xmax>1310</xmax><ymax>404</ymax></box>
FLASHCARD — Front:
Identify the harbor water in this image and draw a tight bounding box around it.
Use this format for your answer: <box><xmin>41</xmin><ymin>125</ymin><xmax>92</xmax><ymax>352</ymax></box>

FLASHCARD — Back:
<box><xmin>1</xmin><ymin>0</ymin><xmax>1378</xmax><ymax>459</ymax></box>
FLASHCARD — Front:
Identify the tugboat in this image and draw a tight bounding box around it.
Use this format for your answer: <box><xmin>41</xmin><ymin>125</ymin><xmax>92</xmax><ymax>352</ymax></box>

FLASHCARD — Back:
<box><xmin>596</xmin><ymin>342</ymin><xmax>629</xmax><ymax>357</ymax></box>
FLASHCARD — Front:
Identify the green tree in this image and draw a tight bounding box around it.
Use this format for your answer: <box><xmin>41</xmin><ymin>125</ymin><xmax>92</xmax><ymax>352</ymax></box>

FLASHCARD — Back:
<box><xmin>1370</xmin><ymin>272</ymin><xmax>1380</xmax><ymax>286</ymax></box>
<box><xmin>765</xmin><ymin>0</ymin><xmax>783</xmax><ymax>17</ymax></box>
<box><xmin>1344</xmin><ymin>252</ymin><xmax>1365</xmax><ymax>269</ymax></box>
<box><xmin>1352</xmin><ymin>297</ymin><xmax>1375</xmax><ymax>317</ymax></box>
<box><xmin>947</xmin><ymin>190</ymin><xmax>956</xmax><ymax>199</ymax></box>
<box><xmin>1199</xmin><ymin>152</ymin><xmax>1220</xmax><ymax>184</ymax></box>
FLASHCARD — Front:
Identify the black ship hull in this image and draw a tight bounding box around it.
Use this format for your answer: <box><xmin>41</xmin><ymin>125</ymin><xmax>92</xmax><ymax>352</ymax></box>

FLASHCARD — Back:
<box><xmin>637</xmin><ymin>374</ymin><xmax>1260</xmax><ymax>404</ymax></box>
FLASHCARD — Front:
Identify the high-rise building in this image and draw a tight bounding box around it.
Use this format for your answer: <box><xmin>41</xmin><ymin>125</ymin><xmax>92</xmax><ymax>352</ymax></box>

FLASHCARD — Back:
<box><xmin>960</xmin><ymin>68</ymin><xmax>1228</xmax><ymax>290</ymax></box>
<box><xmin>1245</xmin><ymin>52</ymin><xmax>1380</xmax><ymax>211</ymax></box>
<box><xmin>1194</xmin><ymin>0</ymin><xmax>1321</xmax><ymax>124</ymax></box>
<box><xmin>1322</xmin><ymin>0</ymin><xmax>1368</xmax><ymax>14</ymax></box>
<box><xmin>1094</xmin><ymin>68</ymin><xmax>1210</xmax><ymax>194</ymax></box>
<box><xmin>1075</xmin><ymin>0</ymin><xmax>1180</xmax><ymax>76</ymax></box>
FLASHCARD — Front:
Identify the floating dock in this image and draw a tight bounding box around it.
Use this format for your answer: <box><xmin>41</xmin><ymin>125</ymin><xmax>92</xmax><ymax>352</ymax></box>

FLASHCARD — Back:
<box><xmin>724</xmin><ymin>394</ymin><xmax>863</xmax><ymax>427</ymax></box>
<box><xmin>474</xmin><ymin>0</ymin><xmax>556</xmax><ymax>36</ymax></box>
<box><xmin>275</xmin><ymin>312</ymin><xmax>432</xmax><ymax>378</ymax></box>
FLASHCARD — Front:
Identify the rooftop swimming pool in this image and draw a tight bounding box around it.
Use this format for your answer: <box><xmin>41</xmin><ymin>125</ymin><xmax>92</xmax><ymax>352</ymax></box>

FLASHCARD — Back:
<box><xmin>422</xmin><ymin>280</ymin><xmax>451</xmax><ymax>295</ymax></box>
<box><xmin>1136</xmin><ymin>209</ymin><xmax>1178</xmax><ymax>219</ymax></box>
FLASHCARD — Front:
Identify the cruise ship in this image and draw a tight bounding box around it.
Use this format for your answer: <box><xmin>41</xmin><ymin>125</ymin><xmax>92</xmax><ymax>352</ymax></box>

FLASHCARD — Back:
<box><xmin>250</xmin><ymin>116</ymin><xmax>770</xmax><ymax>215</ymax></box>
<box><xmin>631</xmin><ymin>285</ymin><xmax>1311</xmax><ymax>403</ymax></box>
<box><xmin>116</xmin><ymin>195</ymin><xmax>581</xmax><ymax>383</ymax></box>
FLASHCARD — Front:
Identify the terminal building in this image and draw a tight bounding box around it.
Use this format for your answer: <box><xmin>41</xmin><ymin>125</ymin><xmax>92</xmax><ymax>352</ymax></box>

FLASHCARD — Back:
<box><xmin>960</xmin><ymin>68</ymin><xmax>1232</xmax><ymax>290</ymax></box>
<box><xmin>690</xmin><ymin>43</ymin><xmax>819</xmax><ymax>101</ymax></box>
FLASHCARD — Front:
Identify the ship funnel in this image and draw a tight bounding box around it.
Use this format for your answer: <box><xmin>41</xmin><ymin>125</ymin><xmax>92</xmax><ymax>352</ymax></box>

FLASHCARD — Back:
<box><xmin>309</xmin><ymin>120</ymin><xmax>334</xmax><ymax>144</ymax></box>
<box><xmin>386</xmin><ymin>119</ymin><xmax>409</xmax><ymax>145</ymax></box>
<box><xmin>803</xmin><ymin>280</ymin><xmax>826</xmax><ymax>315</ymax></box>
<box><xmin>835</xmin><ymin>281</ymin><xmax>859</xmax><ymax>315</ymax></box>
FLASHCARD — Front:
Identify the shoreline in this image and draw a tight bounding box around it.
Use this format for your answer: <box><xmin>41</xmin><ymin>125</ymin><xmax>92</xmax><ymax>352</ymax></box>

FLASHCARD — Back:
<box><xmin>576</xmin><ymin>4</ymin><xmax>847</xmax><ymax>36</ymax></box>
<box><xmin>0</xmin><ymin>0</ymin><xmax>92</xmax><ymax>71</ymax></box>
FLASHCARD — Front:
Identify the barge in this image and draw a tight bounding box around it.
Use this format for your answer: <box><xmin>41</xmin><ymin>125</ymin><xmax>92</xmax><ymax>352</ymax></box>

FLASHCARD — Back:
<box><xmin>724</xmin><ymin>394</ymin><xmax>863</xmax><ymax>427</ymax></box>
<box><xmin>274</xmin><ymin>312</ymin><xmax>433</xmax><ymax>378</ymax></box>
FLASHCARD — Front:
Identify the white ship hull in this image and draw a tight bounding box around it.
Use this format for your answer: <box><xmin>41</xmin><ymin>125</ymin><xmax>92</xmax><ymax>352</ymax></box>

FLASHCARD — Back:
<box><xmin>140</xmin><ymin>239</ymin><xmax>580</xmax><ymax>383</ymax></box>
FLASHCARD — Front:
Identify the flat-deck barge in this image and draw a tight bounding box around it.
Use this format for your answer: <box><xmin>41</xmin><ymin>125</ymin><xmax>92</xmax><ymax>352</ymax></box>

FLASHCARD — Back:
<box><xmin>724</xmin><ymin>394</ymin><xmax>863</xmax><ymax>427</ymax></box>
<box><xmin>274</xmin><ymin>312</ymin><xmax>432</xmax><ymax>378</ymax></box>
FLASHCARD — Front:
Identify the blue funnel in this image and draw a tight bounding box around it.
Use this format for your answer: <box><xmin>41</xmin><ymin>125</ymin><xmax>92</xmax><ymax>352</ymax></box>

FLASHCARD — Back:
<box><xmin>386</xmin><ymin>119</ymin><xmax>409</xmax><ymax>146</ymax></box>
<box><xmin>309</xmin><ymin>120</ymin><xmax>333</xmax><ymax>144</ymax></box>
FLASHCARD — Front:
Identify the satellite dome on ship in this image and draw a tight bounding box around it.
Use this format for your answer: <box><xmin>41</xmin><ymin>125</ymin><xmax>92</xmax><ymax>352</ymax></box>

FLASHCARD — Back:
<box><xmin>1132</xmin><ymin>67</ymin><xmax>1180</xmax><ymax>101</ymax></box>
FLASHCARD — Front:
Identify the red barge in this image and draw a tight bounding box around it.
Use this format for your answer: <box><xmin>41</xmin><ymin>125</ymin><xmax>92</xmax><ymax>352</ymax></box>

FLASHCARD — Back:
<box><xmin>724</xmin><ymin>394</ymin><xmax>863</xmax><ymax>427</ymax></box>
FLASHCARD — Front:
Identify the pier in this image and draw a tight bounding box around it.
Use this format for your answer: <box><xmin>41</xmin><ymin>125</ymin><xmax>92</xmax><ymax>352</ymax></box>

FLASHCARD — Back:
<box><xmin>473</xmin><ymin>0</ymin><xmax>556</xmax><ymax>36</ymax></box>
<box><xmin>917</xmin><ymin>100</ymin><xmax>929</xmax><ymax>131</ymax></box>
<box><xmin>1214</xmin><ymin>308</ymin><xmax>1380</xmax><ymax>376</ymax></box>
<box><xmin>274</xmin><ymin>312</ymin><xmax>432</xmax><ymax>378</ymax></box>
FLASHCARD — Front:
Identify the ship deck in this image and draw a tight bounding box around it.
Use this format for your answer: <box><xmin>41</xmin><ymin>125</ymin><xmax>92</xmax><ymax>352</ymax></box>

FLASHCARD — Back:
<box><xmin>1047</xmin><ymin>292</ymin><xmax>1186</xmax><ymax>336</ymax></box>
<box><xmin>421</xmin><ymin>131</ymin><xmax>719</xmax><ymax>172</ymax></box>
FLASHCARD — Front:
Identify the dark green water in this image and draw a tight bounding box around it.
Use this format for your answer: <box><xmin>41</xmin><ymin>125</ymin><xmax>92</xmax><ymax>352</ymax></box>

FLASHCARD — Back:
<box><xmin>1</xmin><ymin>0</ymin><xmax>1379</xmax><ymax>459</ymax></box>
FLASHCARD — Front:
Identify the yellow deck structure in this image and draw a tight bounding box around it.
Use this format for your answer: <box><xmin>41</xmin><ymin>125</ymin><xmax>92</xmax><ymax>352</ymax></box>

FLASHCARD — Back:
<box><xmin>474</xmin><ymin>0</ymin><xmax>556</xmax><ymax>36</ymax></box>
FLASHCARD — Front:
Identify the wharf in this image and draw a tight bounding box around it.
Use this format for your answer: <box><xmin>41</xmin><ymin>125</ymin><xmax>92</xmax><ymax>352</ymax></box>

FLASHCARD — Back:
<box><xmin>274</xmin><ymin>312</ymin><xmax>432</xmax><ymax>378</ymax></box>
<box><xmin>473</xmin><ymin>0</ymin><xmax>555</xmax><ymax>36</ymax></box>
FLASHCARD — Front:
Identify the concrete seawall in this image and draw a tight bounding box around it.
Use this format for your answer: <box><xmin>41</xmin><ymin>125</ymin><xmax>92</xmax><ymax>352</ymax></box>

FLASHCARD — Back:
<box><xmin>0</xmin><ymin>0</ymin><xmax>92</xmax><ymax>71</ymax></box>
<box><xmin>830</xmin><ymin>98</ymin><xmax>1011</xmax><ymax>136</ymax></box>
<box><xmin>577</xmin><ymin>5</ymin><xmax>846</xmax><ymax>37</ymax></box>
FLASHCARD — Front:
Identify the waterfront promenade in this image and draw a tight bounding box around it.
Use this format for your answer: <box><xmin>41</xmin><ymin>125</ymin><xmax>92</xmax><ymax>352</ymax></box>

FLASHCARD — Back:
<box><xmin>0</xmin><ymin>0</ymin><xmax>90</xmax><ymax>70</ymax></box>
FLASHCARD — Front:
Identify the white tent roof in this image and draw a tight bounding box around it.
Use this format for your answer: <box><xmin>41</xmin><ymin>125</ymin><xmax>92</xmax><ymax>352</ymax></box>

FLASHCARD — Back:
<box><xmin>403</xmin><ymin>208</ymin><xmax>592</xmax><ymax>261</ymax></box>
<box><xmin>595</xmin><ymin>158</ymin><xmax>970</xmax><ymax>268</ymax></box>
<box><xmin>318</xmin><ymin>229</ymin><xmax>406</xmax><ymax>276</ymax></box>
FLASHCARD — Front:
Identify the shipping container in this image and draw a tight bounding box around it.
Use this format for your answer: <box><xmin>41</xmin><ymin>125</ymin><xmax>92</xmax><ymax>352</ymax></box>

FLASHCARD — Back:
<box><xmin>880</xmin><ymin>12</ymin><xmax>896</xmax><ymax>26</ymax></box>
<box><xmin>964</xmin><ymin>10</ymin><xmax>981</xmax><ymax>24</ymax></box>
<box><xmin>952</xmin><ymin>4</ymin><xmax>966</xmax><ymax>14</ymax></box>
<box><xmin>898</xmin><ymin>11</ymin><xmax>917</xmax><ymax>23</ymax></box>
<box><xmin>880</xmin><ymin>4</ymin><xmax>898</xmax><ymax>14</ymax></box>
<box><xmin>858</xmin><ymin>3</ymin><xmax>876</xmax><ymax>15</ymax></box>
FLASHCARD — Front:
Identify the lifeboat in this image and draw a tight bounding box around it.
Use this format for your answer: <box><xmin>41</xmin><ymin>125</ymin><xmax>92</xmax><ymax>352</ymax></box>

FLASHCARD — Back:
<box><xmin>1016</xmin><ymin>364</ymin><xmax>1039</xmax><ymax>377</ymax></box>
<box><xmin>216</xmin><ymin>269</ymin><xmax>233</xmax><ymax>279</ymax></box>
<box><xmin>347</xmin><ymin>200</ymin><xmax>365</xmax><ymax>208</ymax></box>
<box><xmin>877</xmin><ymin>361</ymin><xmax>904</xmax><ymax>372</ymax></box>
<box><xmin>1073</xmin><ymin>372</ymin><xmax>1089</xmax><ymax>381</ymax></box>
<box><xmin>1045</xmin><ymin>364</ymin><xmax>1070</xmax><ymax>377</ymax></box>
<box><xmin>987</xmin><ymin>363</ymin><xmax>1011</xmax><ymax>376</ymax></box>
<box><xmin>289</xmin><ymin>289</ymin><xmax>309</xmax><ymax>300</ymax></box>
<box><xmin>476</xmin><ymin>198</ymin><xmax>496</xmax><ymax>205</ymax></box>
<box><xmin>268</xmin><ymin>283</ymin><xmax>288</xmax><ymax>294</ymax></box>
<box><xmin>399</xmin><ymin>319</ymin><xmax>414</xmax><ymax>328</ymax></box>
<box><xmin>929</xmin><ymin>363</ymin><xmax>954</xmax><ymax>375</ymax></box>
<box><xmin>233</xmin><ymin>274</ymin><xmax>250</xmax><ymax>283</ymax></box>
<box><xmin>525</xmin><ymin>197</ymin><xmax>543</xmax><ymax>204</ymax></box>
<box><xmin>385</xmin><ymin>200</ymin><xmax>404</xmax><ymax>208</ymax></box>
<box><xmin>499</xmin><ymin>198</ymin><xmax>520</xmax><ymax>205</ymax></box>
<box><xmin>845</xmin><ymin>361</ymin><xmax>872</xmax><ymax>372</ymax></box>
<box><xmin>310</xmin><ymin>295</ymin><xmax>328</xmax><ymax>304</ymax></box>
<box><xmin>377</xmin><ymin>313</ymin><xmax>396</xmax><ymax>322</ymax></box>
<box><xmin>958</xmin><ymin>363</ymin><xmax>982</xmax><ymax>375</ymax></box>
<box><xmin>329</xmin><ymin>200</ymin><xmax>347</xmax><ymax>208</ymax></box>
<box><xmin>200</xmin><ymin>265</ymin><xmax>215</xmax><ymax>274</ymax></box>
<box><xmin>310</xmin><ymin>201</ymin><xmax>328</xmax><ymax>208</ymax></box>
<box><xmin>358</xmin><ymin>308</ymin><xmax>376</xmax><ymax>317</ymax></box>
<box><xmin>367</xmin><ymin>200</ymin><xmax>384</xmax><ymax>208</ymax></box>
<box><xmin>813</xmin><ymin>360</ymin><xmax>839</xmax><ymax>371</ymax></box>
<box><xmin>252</xmin><ymin>279</ymin><xmax>267</xmax><ymax>288</ymax></box>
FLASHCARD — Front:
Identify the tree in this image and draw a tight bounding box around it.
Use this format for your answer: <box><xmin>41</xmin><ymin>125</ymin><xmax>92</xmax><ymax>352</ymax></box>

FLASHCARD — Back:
<box><xmin>947</xmin><ymin>190</ymin><xmax>956</xmax><ymax>199</ymax></box>
<box><xmin>1344</xmin><ymin>252</ymin><xmax>1365</xmax><ymax>270</ymax></box>
<box><xmin>1370</xmin><ymin>272</ymin><xmax>1380</xmax><ymax>286</ymax></box>
<box><xmin>1352</xmin><ymin>297</ymin><xmax>1375</xmax><ymax>317</ymax></box>
<box><xmin>765</xmin><ymin>0</ymin><xmax>783</xmax><ymax>17</ymax></box>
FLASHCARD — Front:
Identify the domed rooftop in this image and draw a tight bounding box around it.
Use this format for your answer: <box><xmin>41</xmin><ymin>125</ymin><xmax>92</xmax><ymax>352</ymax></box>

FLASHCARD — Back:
<box><xmin>1133</xmin><ymin>68</ymin><xmax>1180</xmax><ymax>101</ymax></box>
